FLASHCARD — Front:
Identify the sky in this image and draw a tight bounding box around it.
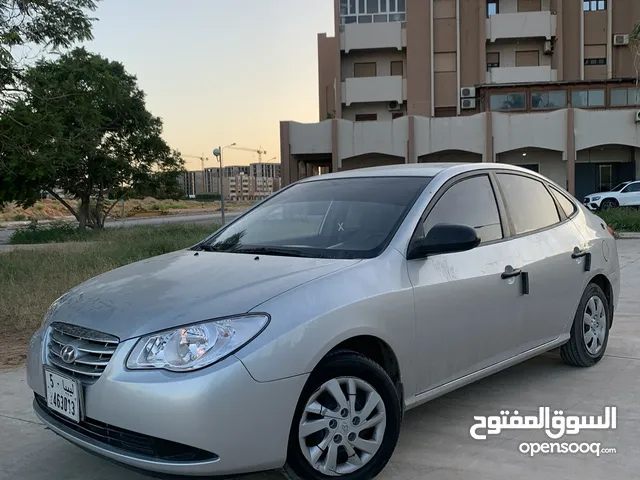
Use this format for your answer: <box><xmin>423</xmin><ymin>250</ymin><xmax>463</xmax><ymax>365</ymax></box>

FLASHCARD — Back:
<box><xmin>86</xmin><ymin>0</ymin><xmax>335</xmax><ymax>171</ymax></box>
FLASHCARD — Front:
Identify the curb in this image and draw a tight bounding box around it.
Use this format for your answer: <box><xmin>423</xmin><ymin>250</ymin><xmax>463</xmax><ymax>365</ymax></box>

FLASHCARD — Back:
<box><xmin>617</xmin><ymin>232</ymin><xmax>640</xmax><ymax>240</ymax></box>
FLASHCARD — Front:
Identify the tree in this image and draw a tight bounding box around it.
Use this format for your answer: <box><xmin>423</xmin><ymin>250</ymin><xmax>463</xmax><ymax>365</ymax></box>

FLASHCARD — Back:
<box><xmin>1</xmin><ymin>0</ymin><xmax>99</xmax><ymax>103</ymax></box>
<box><xmin>0</xmin><ymin>47</ymin><xmax>186</xmax><ymax>228</ymax></box>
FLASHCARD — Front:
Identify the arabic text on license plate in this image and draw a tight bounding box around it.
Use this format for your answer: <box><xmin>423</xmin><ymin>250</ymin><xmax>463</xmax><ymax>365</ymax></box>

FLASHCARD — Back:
<box><xmin>45</xmin><ymin>369</ymin><xmax>80</xmax><ymax>422</ymax></box>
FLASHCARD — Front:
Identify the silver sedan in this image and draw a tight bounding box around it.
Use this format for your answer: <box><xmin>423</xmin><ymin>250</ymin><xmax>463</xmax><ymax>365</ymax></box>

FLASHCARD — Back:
<box><xmin>27</xmin><ymin>163</ymin><xmax>620</xmax><ymax>479</ymax></box>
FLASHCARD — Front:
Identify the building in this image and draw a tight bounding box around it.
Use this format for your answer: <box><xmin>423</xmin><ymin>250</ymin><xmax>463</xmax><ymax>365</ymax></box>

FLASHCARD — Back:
<box><xmin>280</xmin><ymin>0</ymin><xmax>640</xmax><ymax>200</ymax></box>
<box><xmin>179</xmin><ymin>171</ymin><xmax>205</xmax><ymax>197</ymax></box>
<box><xmin>203</xmin><ymin>163</ymin><xmax>282</xmax><ymax>201</ymax></box>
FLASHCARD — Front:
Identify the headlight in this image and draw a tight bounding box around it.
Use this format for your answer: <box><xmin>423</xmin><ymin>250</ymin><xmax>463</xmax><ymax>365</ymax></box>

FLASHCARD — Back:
<box><xmin>592</xmin><ymin>196</ymin><xmax>601</xmax><ymax>201</ymax></box>
<box><xmin>126</xmin><ymin>314</ymin><xmax>269</xmax><ymax>372</ymax></box>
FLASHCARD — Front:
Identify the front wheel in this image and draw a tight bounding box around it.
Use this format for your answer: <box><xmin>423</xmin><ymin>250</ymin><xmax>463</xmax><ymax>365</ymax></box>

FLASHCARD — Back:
<box><xmin>560</xmin><ymin>283</ymin><xmax>610</xmax><ymax>367</ymax></box>
<box><xmin>283</xmin><ymin>352</ymin><xmax>402</xmax><ymax>479</ymax></box>
<box><xmin>600</xmin><ymin>198</ymin><xmax>618</xmax><ymax>210</ymax></box>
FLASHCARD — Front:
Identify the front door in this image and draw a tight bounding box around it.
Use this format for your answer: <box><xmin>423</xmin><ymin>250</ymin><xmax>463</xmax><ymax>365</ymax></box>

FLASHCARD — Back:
<box><xmin>408</xmin><ymin>173</ymin><xmax>529</xmax><ymax>394</ymax></box>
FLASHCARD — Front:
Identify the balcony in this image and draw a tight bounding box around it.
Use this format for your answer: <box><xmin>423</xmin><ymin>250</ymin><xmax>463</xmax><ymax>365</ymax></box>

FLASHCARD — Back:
<box><xmin>340</xmin><ymin>22</ymin><xmax>406</xmax><ymax>53</ymax></box>
<box><xmin>486</xmin><ymin>11</ymin><xmax>557</xmax><ymax>42</ymax></box>
<box><xmin>487</xmin><ymin>66</ymin><xmax>558</xmax><ymax>84</ymax></box>
<box><xmin>342</xmin><ymin>76</ymin><xmax>406</xmax><ymax>106</ymax></box>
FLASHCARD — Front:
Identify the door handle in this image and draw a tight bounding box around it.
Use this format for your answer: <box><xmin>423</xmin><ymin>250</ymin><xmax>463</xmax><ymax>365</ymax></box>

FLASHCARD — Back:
<box><xmin>572</xmin><ymin>247</ymin><xmax>592</xmax><ymax>272</ymax></box>
<box><xmin>571</xmin><ymin>247</ymin><xmax>588</xmax><ymax>259</ymax></box>
<box><xmin>502</xmin><ymin>266</ymin><xmax>529</xmax><ymax>295</ymax></box>
<box><xmin>501</xmin><ymin>266</ymin><xmax>522</xmax><ymax>279</ymax></box>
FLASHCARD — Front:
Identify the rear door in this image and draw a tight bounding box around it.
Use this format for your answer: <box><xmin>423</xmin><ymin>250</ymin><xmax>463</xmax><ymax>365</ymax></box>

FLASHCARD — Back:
<box><xmin>408</xmin><ymin>172</ymin><xmax>529</xmax><ymax>394</ymax></box>
<box><xmin>493</xmin><ymin>173</ymin><xmax>588</xmax><ymax>351</ymax></box>
<box><xmin>618</xmin><ymin>181</ymin><xmax>640</xmax><ymax>206</ymax></box>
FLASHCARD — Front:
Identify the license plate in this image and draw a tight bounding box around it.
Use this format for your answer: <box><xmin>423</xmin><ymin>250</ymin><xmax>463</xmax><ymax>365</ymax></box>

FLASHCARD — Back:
<box><xmin>44</xmin><ymin>368</ymin><xmax>81</xmax><ymax>422</ymax></box>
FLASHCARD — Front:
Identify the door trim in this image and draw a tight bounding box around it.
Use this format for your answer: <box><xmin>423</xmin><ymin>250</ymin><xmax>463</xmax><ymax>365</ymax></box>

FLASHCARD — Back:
<box><xmin>406</xmin><ymin>334</ymin><xmax>570</xmax><ymax>410</ymax></box>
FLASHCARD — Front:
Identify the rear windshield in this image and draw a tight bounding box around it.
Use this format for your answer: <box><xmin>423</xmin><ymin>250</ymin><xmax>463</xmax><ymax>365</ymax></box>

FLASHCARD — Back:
<box><xmin>197</xmin><ymin>176</ymin><xmax>433</xmax><ymax>259</ymax></box>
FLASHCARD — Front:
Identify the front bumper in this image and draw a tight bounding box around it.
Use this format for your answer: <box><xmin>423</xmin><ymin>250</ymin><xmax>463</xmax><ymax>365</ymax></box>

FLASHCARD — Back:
<box><xmin>27</xmin><ymin>327</ymin><xmax>308</xmax><ymax>477</ymax></box>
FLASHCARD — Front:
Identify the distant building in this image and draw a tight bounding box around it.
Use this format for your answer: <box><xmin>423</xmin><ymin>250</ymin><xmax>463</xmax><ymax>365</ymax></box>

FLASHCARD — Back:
<box><xmin>179</xmin><ymin>162</ymin><xmax>282</xmax><ymax>201</ymax></box>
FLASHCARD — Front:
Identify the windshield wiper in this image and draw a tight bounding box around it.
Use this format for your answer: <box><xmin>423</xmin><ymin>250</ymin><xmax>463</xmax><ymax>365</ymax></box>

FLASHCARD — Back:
<box><xmin>230</xmin><ymin>246</ymin><xmax>309</xmax><ymax>257</ymax></box>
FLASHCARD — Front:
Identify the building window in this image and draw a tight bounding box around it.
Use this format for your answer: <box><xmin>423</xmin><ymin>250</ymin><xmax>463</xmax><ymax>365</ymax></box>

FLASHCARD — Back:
<box><xmin>354</xmin><ymin>62</ymin><xmax>377</xmax><ymax>77</ymax></box>
<box><xmin>515</xmin><ymin>50</ymin><xmax>540</xmax><ymax>67</ymax></box>
<box><xmin>611</xmin><ymin>87</ymin><xmax>640</xmax><ymax>106</ymax></box>
<box><xmin>486</xmin><ymin>52</ymin><xmax>500</xmax><ymax>70</ymax></box>
<box><xmin>355</xmin><ymin>113</ymin><xmax>378</xmax><ymax>121</ymax></box>
<box><xmin>571</xmin><ymin>89</ymin><xmax>605</xmax><ymax>108</ymax></box>
<box><xmin>487</xmin><ymin>0</ymin><xmax>498</xmax><ymax>16</ymax></box>
<box><xmin>531</xmin><ymin>90</ymin><xmax>567</xmax><ymax>109</ymax></box>
<box><xmin>583</xmin><ymin>0</ymin><xmax>606</xmax><ymax>11</ymax></box>
<box><xmin>599</xmin><ymin>165</ymin><xmax>612</xmax><ymax>192</ymax></box>
<box><xmin>340</xmin><ymin>0</ymin><xmax>405</xmax><ymax>24</ymax></box>
<box><xmin>391</xmin><ymin>60</ymin><xmax>403</xmax><ymax>76</ymax></box>
<box><xmin>584</xmin><ymin>58</ymin><xmax>606</xmax><ymax>65</ymax></box>
<box><xmin>489</xmin><ymin>92</ymin><xmax>526</xmax><ymax>111</ymax></box>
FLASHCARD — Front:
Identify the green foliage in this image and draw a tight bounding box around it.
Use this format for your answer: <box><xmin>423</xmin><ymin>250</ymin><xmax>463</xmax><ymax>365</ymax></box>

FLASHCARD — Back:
<box><xmin>598</xmin><ymin>208</ymin><xmax>640</xmax><ymax>233</ymax></box>
<box><xmin>0</xmin><ymin>0</ymin><xmax>99</xmax><ymax>102</ymax></box>
<box><xmin>0</xmin><ymin>48</ymin><xmax>186</xmax><ymax>228</ymax></box>
<box><xmin>1</xmin><ymin>223</ymin><xmax>219</xmax><ymax>340</ymax></box>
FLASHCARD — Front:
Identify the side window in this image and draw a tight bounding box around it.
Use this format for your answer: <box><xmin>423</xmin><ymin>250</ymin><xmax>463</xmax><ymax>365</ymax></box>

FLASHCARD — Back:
<box><xmin>622</xmin><ymin>182</ymin><xmax>640</xmax><ymax>193</ymax></box>
<box><xmin>549</xmin><ymin>186</ymin><xmax>578</xmax><ymax>217</ymax></box>
<box><xmin>497</xmin><ymin>174</ymin><xmax>561</xmax><ymax>235</ymax></box>
<box><xmin>422</xmin><ymin>175</ymin><xmax>503</xmax><ymax>244</ymax></box>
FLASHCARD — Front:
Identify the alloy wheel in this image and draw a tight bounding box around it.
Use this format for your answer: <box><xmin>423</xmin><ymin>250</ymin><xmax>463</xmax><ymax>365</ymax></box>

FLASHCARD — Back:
<box><xmin>298</xmin><ymin>376</ymin><xmax>387</xmax><ymax>476</ymax></box>
<box><xmin>583</xmin><ymin>295</ymin><xmax>607</xmax><ymax>355</ymax></box>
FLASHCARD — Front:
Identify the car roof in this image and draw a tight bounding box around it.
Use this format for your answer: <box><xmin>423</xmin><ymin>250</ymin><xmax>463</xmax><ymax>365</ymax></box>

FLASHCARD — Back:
<box><xmin>300</xmin><ymin>162</ymin><xmax>550</xmax><ymax>183</ymax></box>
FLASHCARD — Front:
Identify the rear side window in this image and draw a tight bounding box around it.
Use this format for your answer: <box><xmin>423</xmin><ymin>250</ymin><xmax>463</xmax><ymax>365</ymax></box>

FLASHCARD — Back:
<box><xmin>622</xmin><ymin>182</ymin><xmax>640</xmax><ymax>193</ymax></box>
<box><xmin>550</xmin><ymin>186</ymin><xmax>577</xmax><ymax>217</ymax></box>
<box><xmin>422</xmin><ymin>174</ymin><xmax>503</xmax><ymax>243</ymax></box>
<box><xmin>497</xmin><ymin>173</ymin><xmax>560</xmax><ymax>235</ymax></box>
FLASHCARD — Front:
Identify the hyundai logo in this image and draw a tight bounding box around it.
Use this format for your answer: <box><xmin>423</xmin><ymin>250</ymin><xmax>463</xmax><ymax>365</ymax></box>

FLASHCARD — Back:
<box><xmin>60</xmin><ymin>344</ymin><xmax>78</xmax><ymax>364</ymax></box>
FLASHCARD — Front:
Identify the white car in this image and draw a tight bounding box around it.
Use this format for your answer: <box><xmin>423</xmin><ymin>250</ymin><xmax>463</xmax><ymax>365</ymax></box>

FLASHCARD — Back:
<box><xmin>583</xmin><ymin>180</ymin><xmax>640</xmax><ymax>210</ymax></box>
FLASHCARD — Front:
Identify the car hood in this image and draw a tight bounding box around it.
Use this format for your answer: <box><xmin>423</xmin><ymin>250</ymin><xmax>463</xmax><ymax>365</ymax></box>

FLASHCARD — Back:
<box><xmin>586</xmin><ymin>191</ymin><xmax>613</xmax><ymax>198</ymax></box>
<box><xmin>45</xmin><ymin>249</ymin><xmax>360</xmax><ymax>340</ymax></box>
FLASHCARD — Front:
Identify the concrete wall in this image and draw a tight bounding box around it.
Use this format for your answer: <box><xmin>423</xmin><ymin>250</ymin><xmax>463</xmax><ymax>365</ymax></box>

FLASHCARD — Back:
<box><xmin>337</xmin><ymin>117</ymin><xmax>409</xmax><ymax>165</ymax></box>
<box><xmin>290</xmin><ymin>121</ymin><xmax>332</xmax><ymax>155</ymax></box>
<box><xmin>340</xmin><ymin>22</ymin><xmax>406</xmax><ymax>53</ymax></box>
<box><xmin>414</xmin><ymin>114</ymin><xmax>485</xmax><ymax>157</ymax></box>
<box><xmin>574</xmin><ymin>109</ymin><xmax>640</xmax><ymax>151</ymax></box>
<box><xmin>493</xmin><ymin>109</ymin><xmax>566</xmax><ymax>155</ymax></box>
<box><xmin>497</xmin><ymin>149</ymin><xmax>567</xmax><ymax>187</ymax></box>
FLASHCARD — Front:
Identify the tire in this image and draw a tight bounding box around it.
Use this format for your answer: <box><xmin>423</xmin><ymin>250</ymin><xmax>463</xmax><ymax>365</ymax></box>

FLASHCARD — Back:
<box><xmin>560</xmin><ymin>283</ymin><xmax>610</xmax><ymax>367</ymax></box>
<box><xmin>600</xmin><ymin>198</ymin><xmax>618</xmax><ymax>210</ymax></box>
<box><xmin>283</xmin><ymin>351</ymin><xmax>402</xmax><ymax>480</ymax></box>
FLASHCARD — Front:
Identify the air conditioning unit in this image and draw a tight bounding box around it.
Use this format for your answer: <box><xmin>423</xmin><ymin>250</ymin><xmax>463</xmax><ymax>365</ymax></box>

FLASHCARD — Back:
<box><xmin>461</xmin><ymin>98</ymin><xmax>477</xmax><ymax>110</ymax></box>
<box><xmin>614</xmin><ymin>34</ymin><xmax>629</xmax><ymax>46</ymax></box>
<box><xmin>460</xmin><ymin>87</ymin><xmax>476</xmax><ymax>99</ymax></box>
<box><xmin>388</xmin><ymin>100</ymin><xmax>401</xmax><ymax>111</ymax></box>
<box><xmin>634</xmin><ymin>110</ymin><xmax>640</xmax><ymax>122</ymax></box>
<box><xmin>543</xmin><ymin>40</ymin><xmax>554</xmax><ymax>54</ymax></box>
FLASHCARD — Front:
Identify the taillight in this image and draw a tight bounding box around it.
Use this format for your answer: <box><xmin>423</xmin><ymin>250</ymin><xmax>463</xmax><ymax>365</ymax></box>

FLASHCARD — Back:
<box><xmin>607</xmin><ymin>225</ymin><xmax>615</xmax><ymax>237</ymax></box>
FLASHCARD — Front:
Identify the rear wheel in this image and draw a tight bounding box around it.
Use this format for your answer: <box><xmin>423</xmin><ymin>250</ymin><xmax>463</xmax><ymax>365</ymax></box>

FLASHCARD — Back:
<box><xmin>560</xmin><ymin>283</ymin><xmax>610</xmax><ymax>367</ymax></box>
<box><xmin>283</xmin><ymin>352</ymin><xmax>401</xmax><ymax>479</ymax></box>
<box><xmin>600</xmin><ymin>198</ymin><xmax>618</xmax><ymax>210</ymax></box>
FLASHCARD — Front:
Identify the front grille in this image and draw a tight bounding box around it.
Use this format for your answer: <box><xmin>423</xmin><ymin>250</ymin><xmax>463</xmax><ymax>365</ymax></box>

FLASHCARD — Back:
<box><xmin>35</xmin><ymin>394</ymin><xmax>217</xmax><ymax>462</ymax></box>
<box><xmin>47</xmin><ymin>322</ymin><xmax>119</xmax><ymax>384</ymax></box>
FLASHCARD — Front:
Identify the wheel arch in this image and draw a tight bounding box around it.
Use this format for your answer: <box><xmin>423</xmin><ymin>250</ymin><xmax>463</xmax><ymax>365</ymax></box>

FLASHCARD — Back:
<box><xmin>319</xmin><ymin>335</ymin><xmax>404</xmax><ymax>406</ymax></box>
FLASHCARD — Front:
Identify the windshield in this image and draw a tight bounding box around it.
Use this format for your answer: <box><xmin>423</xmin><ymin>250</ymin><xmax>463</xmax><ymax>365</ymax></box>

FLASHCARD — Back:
<box><xmin>611</xmin><ymin>182</ymin><xmax>629</xmax><ymax>192</ymax></box>
<box><xmin>197</xmin><ymin>176</ymin><xmax>433</xmax><ymax>259</ymax></box>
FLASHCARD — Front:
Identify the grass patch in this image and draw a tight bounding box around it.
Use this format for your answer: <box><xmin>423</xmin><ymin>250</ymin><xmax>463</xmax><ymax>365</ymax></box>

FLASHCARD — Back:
<box><xmin>0</xmin><ymin>223</ymin><xmax>218</xmax><ymax>369</ymax></box>
<box><xmin>597</xmin><ymin>208</ymin><xmax>640</xmax><ymax>232</ymax></box>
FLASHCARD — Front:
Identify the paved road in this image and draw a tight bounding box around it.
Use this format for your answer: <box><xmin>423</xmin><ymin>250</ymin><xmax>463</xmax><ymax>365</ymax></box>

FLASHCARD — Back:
<box><xmin>0</xmin><ymin>212</ymin><xmax>245</xmax><ymax>244</ymax></box>
<box><xmin>2</xmin><ymin>240</ymin><xmax>640</xmax><ymax>480</ymax></box>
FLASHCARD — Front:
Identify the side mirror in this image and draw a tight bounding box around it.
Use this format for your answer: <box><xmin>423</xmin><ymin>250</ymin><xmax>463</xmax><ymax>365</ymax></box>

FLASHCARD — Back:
<box><xmin>407</xmin><ymin>223</ymin><xmax>481</xmax><ymax>260</ymax></box>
